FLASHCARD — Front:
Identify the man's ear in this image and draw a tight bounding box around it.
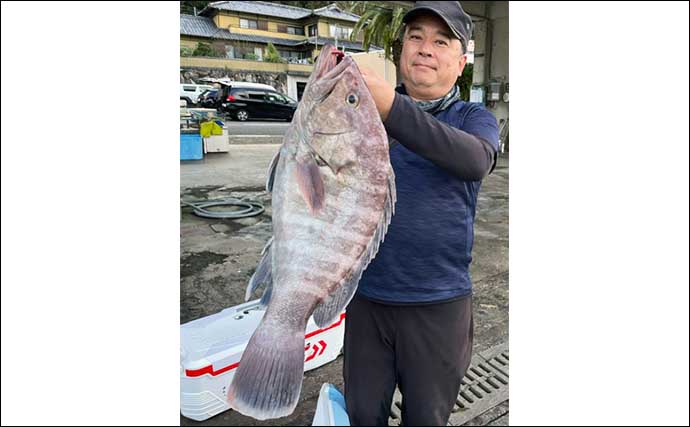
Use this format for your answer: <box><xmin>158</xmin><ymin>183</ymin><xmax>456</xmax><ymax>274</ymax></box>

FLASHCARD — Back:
<box><xmin>458</xmin><ymin>54</ymin><xmax>468</xmax><ymax>78</ymax></box>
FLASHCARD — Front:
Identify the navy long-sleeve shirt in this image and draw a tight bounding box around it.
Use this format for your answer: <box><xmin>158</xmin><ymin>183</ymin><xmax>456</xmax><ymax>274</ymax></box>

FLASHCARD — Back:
<box><xmin>357</xmin><ymin>88</ymin><xmax>500</xmax><ymax>304</ymax></box>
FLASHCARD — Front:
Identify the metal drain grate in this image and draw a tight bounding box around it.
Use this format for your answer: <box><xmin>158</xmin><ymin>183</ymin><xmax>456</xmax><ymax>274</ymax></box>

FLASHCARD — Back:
<box><xmin>388</xmin><ymin>343</ymin><xmax>509</xmax><ymax>426</ymax></box>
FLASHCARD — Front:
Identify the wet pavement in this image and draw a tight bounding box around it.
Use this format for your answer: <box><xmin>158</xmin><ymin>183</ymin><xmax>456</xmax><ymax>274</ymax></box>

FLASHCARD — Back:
<box><xmin>180</xmin><ymin>146</ymin><xmax>509</xmax><ymax>425</ymax></box>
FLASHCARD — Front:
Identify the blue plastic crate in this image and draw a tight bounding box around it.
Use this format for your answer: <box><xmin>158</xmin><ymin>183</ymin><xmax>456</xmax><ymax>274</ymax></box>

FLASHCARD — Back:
<box><xmin>180</xmin><ymin>133</ymin><xmax>203</xmax><ymax>160</ymax></box>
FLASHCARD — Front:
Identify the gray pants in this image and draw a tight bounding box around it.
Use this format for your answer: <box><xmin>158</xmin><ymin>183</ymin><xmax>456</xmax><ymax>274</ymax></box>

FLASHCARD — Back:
<box><xmin>343</xmin><ymin>293</ymin><xmax>474</xmax><ymax>426</ymax></box>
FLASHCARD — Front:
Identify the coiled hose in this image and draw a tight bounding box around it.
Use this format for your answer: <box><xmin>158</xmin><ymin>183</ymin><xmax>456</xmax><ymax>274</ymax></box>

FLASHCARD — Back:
<box><xmin>181</xmin><ymin>198</ymin><xmax>265</xmax><ymax>219</ymax></box>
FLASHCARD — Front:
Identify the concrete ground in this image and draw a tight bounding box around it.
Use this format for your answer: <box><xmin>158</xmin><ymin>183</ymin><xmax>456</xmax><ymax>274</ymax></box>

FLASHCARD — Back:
<box><xmin>180</xmin><ymin>144</ymin><xmax>509</xmax><ymax>426</ymax></box>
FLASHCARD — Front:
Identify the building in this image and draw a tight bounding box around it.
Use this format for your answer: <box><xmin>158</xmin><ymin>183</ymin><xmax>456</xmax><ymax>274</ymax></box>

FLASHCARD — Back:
<box><xmin>180</xmin><ymin>1</ymin><xmax>377</xmax><ymax>100</ymax></box>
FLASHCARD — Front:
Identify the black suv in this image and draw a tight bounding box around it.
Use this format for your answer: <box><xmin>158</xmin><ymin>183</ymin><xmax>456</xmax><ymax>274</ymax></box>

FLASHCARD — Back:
<box><xmin>214</xmin><ymin>86</ymin><xmax>298</xmax><ymax>121</ymax></box>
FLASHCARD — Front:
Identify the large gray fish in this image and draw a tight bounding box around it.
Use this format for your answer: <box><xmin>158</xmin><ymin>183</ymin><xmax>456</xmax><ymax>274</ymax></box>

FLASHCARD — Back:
<box><xmin>226</xmin><ymin>44</ymin><xmax>396</xmax><ymax>420</ymax></box>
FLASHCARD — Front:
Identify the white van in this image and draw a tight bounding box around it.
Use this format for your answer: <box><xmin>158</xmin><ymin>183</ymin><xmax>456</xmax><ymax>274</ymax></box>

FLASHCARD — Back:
<box><xmin>180</xmin><ymin>83</ymin><xmax>214</xmax><ymax>106</ymax></box>
<box><xmin>202</xmin><ymin>79</ymin><xmax>276</xmax><ymax>92</ymax></box>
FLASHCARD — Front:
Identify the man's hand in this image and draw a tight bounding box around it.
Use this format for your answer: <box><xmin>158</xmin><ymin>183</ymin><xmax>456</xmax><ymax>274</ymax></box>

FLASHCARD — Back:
<box><xmin>359</xmin><ymin>66</ymin><xmax>396</xmax><ymax>122</ymax></box>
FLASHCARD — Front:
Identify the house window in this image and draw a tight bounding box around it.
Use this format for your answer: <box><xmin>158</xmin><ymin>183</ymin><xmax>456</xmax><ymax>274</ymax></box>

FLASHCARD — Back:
<box><xmin>225</xmin><ymin>45</ymin><xmax>235</xmax><ymax>59</ymax></box>
<box><xmin>278</xmin><ymin>50</ymin><xmax>309</xmax><ymax>64</ymax></box>
<box><xmin>329</xmin><ymin>25</ymin><xmax>352</xmax><ymax>39</ymax></box>
<box><xmin>278</xmin><ymin>50</ymin><xmax>297</xmax><ymax>59</ymax></box>
<box><xmin>308</xmin><ymin>24</ymin><xmax>317</xmax><ymax>37</ymax></box>
<box><xmin>240</xmin><ymin>19</ymin><xmax>258</xmax><ymax>29</ymax></box>
<box><xmin>235</xmin><ymin>46</ymin><xmax>257</xmax><ymax>59</ymax></box>
<box><xmin>254</xmin><ymin>47</ymin><xmax>263</xmax><ymax>61</ymax></box>
<box><xmin>287</xmin><ymin>26</ymin><xmax>304</xmax><ymax>35</ymax></box>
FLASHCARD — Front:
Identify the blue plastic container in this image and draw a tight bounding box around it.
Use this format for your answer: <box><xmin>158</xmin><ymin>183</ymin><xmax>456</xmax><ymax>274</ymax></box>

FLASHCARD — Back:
<box><xmin>180</xmin><ymin>133</ymin><xmax>203</xmax><ymax>160</ymax></box>
<box><xmin>312</xmin><ymin>383</ymin><xmax>350</xmax><ymax>426</ymax></box>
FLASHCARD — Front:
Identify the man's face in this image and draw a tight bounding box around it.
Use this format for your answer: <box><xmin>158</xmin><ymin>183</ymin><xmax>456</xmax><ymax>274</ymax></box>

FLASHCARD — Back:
<box><xmin>400</xmin><ymin>13</ymin><xmax>467</xmax><ymax>99</ymax></box>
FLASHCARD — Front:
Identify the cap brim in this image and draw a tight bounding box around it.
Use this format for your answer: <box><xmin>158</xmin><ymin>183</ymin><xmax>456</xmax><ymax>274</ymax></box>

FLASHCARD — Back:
<box><xmin>402</xmin><ymin>7</ymin><xmax>466</xmax><ymax>43</ymax></box>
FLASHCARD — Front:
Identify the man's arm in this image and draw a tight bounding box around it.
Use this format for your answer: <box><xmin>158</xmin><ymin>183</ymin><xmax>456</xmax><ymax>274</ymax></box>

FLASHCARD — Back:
<box><xmin>385</xmin><ymin>92</ymin><xmax>497</xmax><ymax>181</ymax></box>
<box><xmin>359</xmin><ymin>67</ymin><xmax>498</xmax><ymax>181</ymax></box>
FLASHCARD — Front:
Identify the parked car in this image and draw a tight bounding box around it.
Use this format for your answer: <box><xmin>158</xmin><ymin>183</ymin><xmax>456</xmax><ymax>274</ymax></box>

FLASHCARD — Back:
<box><xmin>180</xmin><ymin>83</ymin><xmax>214</xmax><ymax>106</ymax></box>
<box><xmin>196</xmin><ymin>89</ymin><xmax>219</xmax><ymax>108</ymax></box>
<box><xmin>222</xmin><ymin>88</ymin><xmax>297</xmax><ymax>121</ymax></box>
<box><xmin>202</xmin><ymin>81</ymin><xmax>297</xmax><ymax>121</ymax></box>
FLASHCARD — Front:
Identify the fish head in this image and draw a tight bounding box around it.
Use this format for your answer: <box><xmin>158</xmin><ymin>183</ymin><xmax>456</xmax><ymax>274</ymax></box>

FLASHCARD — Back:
<box><xmin>295</xmin><ymin>45</ymin><xmax>387</xmax><ymax>177</ymax></box>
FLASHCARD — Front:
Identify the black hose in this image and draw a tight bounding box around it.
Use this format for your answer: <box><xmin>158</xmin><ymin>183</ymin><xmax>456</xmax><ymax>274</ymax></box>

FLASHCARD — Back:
<box><xmin>181</xmin><ymin>198</ymin><xmax>265</xmax><ymax>219</ymax></box>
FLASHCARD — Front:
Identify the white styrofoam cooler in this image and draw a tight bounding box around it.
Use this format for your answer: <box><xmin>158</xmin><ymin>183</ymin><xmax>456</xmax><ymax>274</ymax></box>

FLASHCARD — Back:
<box><xmin>203</xmin><ymin>129</ymin><xmax>229</xmax><ymax>153</ymax></box>
<box><xmin>180</xmin><ymin>299</ymin><xmax>346</xmax><ymax>421</ymax></box>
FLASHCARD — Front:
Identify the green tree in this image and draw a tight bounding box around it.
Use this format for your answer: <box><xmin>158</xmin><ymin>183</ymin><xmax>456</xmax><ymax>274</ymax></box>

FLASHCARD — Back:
<box><xmin>457</xmin><ymin>63</ymin><xmax>474</xmax><ymax>102</ymax></box>
<box><xmin>192</xmin><ymin>42</ymin><xmax>222</xmax><ymax>58</ymax></box>
<box><xmin>350</xmin><ymin>4</ymin><xmax>408</xmax><ymax>83</ymax></box>
<box><xmin>332</xmin><ymin>1</ymin><xmax>370</xmax><ymax>16</ymax></box>
<box><xmin>180</xmin><ymin>1</ymin><xmax>210</xmax><ymax>15</ymax></box>
<box><xmin>264</xmin><ymin>43</ymin><xmax>285</xmax><ymax>63</ymax></box>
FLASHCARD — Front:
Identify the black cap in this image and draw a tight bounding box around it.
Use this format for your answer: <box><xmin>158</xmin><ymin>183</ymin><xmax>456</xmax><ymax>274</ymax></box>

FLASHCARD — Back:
<box><xmin>402</xmin><ymin>1</ymin><xmax>473</xmax><ymax>48</ymax></box>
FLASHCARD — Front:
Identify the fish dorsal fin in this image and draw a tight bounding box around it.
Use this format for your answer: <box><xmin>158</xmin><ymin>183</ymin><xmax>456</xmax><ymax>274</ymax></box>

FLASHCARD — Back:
<box><xmin>312</xmin><ymin>168</ymin><xmax>396</xmax><ymax>327</ymax></box>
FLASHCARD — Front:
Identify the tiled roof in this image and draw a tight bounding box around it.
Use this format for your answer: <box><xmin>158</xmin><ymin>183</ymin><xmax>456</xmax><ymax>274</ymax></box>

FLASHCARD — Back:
<box><xmin>201</xmin><ymin>1</ymin><xmax>362</xmax><ymax>23</ymax></box>
<box><xmin>180</xmin><ymin>14</ymin><xmax>225</xmax><ymax>38</ymax></box>
<box><xmin>201</xmin><ymin>1</ymin><xmax>312</xmax><ymax>20</ymax></box>
<box><xmin>181</xmin><ymin>15</ymin><xmax>303</xmax><ymax>46</ymax></box>
<box><xmin>312</xmin><ymin>4</ymin><xmax>361</xmax><ymax>23</ymax></box>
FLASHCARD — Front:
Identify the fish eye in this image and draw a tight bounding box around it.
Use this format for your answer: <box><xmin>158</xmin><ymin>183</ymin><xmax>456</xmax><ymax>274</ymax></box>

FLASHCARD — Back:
<box><xmin>346</xmin><ymin>93</ymin><xmax>359</xmax><ymax>107</ymax></box>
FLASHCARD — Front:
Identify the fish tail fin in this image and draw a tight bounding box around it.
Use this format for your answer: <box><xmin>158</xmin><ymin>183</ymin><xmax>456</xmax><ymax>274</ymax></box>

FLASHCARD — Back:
<box><xmin>227</xmin><ymin>318</ymin><xmax>306</xmax><ymax>420</ymax></box>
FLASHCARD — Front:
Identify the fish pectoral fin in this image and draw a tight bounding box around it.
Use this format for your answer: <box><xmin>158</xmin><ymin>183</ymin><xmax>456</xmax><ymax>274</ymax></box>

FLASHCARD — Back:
<box><xmin>294</xmin><ymin>156</ymin><xmax>325</xmax><ymax>214</ymax></box>
<box><xmin>245</xmin><ymin>239</ymin><xmax>273</xmax><ymax>303</ymax></box>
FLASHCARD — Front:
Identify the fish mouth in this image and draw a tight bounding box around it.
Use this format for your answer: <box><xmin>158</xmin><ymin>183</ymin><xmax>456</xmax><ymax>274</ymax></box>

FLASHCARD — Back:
<box><xmin>314</xmin><ymin>44</ymin><xmax>353</xmax><ymax>80</ymax></box>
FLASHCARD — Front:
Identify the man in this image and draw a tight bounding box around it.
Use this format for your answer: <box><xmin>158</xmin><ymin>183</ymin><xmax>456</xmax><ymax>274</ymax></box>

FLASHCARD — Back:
<box><xmin>343</xmin><ymin>2</ymin><xmax>500</xmax><ymax>426</ymax></box>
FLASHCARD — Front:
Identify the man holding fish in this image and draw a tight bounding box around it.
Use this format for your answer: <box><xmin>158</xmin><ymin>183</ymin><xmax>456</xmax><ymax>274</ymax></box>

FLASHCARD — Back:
<box><xmin>348</xmin><ymin>1</ymin><xmax>499</xmax><ymax>425</ymax></box>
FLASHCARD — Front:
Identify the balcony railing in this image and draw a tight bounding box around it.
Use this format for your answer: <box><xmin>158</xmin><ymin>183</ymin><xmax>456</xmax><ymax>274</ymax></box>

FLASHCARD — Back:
<box><xmin>180</xmin><ymin>56</ymin><xmax>314</xmax><ymax>73</ymax></box>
